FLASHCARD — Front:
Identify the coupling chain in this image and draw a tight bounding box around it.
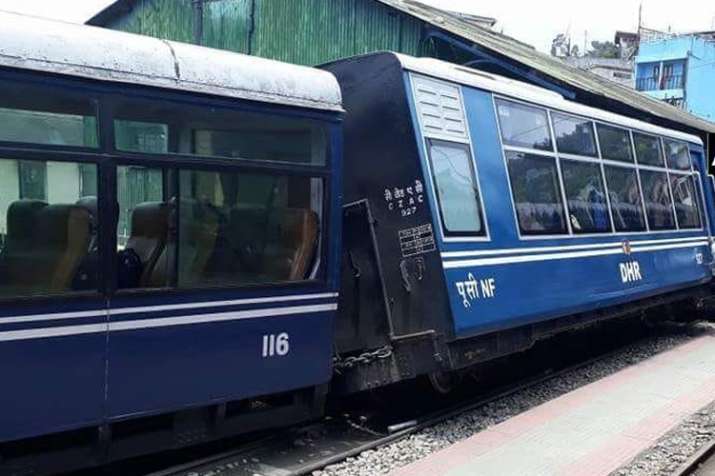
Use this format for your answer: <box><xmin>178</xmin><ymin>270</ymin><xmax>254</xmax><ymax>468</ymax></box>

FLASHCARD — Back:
<box><xmin>333</xmin><ymin>345</ymin><xmax>393</xmax><ymax>372</ymax></box>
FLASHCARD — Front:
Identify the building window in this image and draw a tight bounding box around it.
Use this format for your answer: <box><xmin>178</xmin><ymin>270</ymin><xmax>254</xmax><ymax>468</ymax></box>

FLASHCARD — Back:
<box><xmin>427</xmin><ymin>140</ymin><xmax>485</xmax><ymax>236</ymax></box>
<box><xmin>636</xmin><ymin>60</ymin><xmax>685</xmax><ymax>91</ymax></box>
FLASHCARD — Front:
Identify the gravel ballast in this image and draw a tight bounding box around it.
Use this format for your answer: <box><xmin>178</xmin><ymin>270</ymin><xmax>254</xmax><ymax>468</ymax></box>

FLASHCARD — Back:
<box><xmin>314</xmin><ymin>324</ymin><xmax>712</xmax><ymax>476</ymax></box>
<box><xmin>613</xmin><ymin>400</ymin><xmax>715</xmax><ymax>476</ymax></box>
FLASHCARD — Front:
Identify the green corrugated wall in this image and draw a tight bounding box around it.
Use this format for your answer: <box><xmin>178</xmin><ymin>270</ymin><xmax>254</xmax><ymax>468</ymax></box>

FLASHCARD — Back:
<box><xmin>105</xmin><ymin>0</ymin><xmax>425</xmax><ymax>66</ymax></box>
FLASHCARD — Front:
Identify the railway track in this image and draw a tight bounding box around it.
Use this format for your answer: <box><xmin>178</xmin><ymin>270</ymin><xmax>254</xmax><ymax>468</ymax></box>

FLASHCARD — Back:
<box><xmin>673</xmin><ymin>438</ymin><xmax>715</xmax><ymax>476</ymax></box>
<box><xmin>147</xmin><ymin>323</ymin><xmax>691</xmax><ymax>476</ymax></box>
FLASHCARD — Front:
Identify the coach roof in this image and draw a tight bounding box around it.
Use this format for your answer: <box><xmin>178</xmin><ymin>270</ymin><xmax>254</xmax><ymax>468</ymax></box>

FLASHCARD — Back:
<box><xmin>0</xmin><ymin>11</ymin><xmax>343</xmax><ymax>112</ymax></box>
<box><xmin>397</xmin><ymin>54</ymin><xmax>703</xmax><ymax>146</ymax></box>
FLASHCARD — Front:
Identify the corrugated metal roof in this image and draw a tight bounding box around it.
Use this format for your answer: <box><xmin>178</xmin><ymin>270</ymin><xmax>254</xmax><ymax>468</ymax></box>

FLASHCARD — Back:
<box><xmin>87</xmin><ymin>0</ymin><xmax>715</xmax><ymax>134</ymax></box>
<box><xmin>376</xmin><ymin>0</ymin><xmax>715</xmax><ymax>134</ymax></box>
<box><xmin>0</xmin><ymin>10</ymin><xmax>343</xmax><ymax>112</ymax></box>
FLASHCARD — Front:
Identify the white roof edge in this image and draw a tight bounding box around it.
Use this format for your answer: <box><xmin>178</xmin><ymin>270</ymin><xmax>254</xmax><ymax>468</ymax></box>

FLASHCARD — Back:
<box><xmin>0</xmin><ymin>11</ymin><xmax>343</xmax><ymax>113</ymax></box>
<box><xmin>396</xmin><ymin>53</ymin><xmax>703</xmax><ymax>146</ymax></box>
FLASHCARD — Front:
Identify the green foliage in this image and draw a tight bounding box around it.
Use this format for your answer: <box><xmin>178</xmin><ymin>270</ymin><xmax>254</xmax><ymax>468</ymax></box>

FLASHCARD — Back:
<box><xmin>588</xmin><ymin>40</ymin><xmax>619</xmax><ymax>59</ymax></box>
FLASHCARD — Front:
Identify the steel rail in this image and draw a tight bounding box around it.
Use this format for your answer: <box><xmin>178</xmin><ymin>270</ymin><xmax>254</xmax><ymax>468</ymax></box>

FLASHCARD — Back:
<box><xmin>672</xmin><ymin>438</ymin><xmax>715</xmax><ymax>476</ymax></box>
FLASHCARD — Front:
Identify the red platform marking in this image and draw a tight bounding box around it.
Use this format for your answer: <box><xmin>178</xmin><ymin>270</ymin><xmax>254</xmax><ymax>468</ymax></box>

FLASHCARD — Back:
<box><xmin>390</xmin><ymin>334</ymin><xmax>715</xmax><ymax>476</ymax></box>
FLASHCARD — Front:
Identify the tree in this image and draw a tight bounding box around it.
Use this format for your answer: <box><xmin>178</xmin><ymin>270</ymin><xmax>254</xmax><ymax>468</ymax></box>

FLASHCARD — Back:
<box><xmin>587</xmin><ymin>40</ymin><xmax>620</xmax><ymax>58</ymax></box>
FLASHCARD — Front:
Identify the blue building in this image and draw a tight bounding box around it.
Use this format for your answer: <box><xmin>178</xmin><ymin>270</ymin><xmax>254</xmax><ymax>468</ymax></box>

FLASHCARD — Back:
<box><xmin>636</xmin><ymin>33</ymin><xmax>715</xmax><ymax>122</ymax></box>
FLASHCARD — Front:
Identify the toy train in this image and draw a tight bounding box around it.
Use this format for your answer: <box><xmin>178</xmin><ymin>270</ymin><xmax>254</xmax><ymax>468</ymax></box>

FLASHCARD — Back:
<box><xmin>0</xmin><ymin>12</ymin><xmax>712</xmax><ymax>474</ymax></box>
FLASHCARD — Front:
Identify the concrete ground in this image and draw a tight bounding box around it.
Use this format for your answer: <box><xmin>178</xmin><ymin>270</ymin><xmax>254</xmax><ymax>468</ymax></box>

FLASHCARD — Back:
<box><xmin>390</xmin><ymin>330</ymin><xmax>715</xmax><ymax>476</ymax></box>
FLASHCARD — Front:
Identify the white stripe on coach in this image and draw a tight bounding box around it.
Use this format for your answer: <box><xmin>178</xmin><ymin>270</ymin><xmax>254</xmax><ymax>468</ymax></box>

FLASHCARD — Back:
<box><xmin>0</xmin><ymin>303</ymin><xmax>338</xmax><ymax>343</ymax></box>
<box><xmin>441</xmin><ymin>236</ymin><xmax>708</xmax><ymax>259</ymax></box>
<box><xmin>0</xmin><ymin>292</ymin><xmax>339</xmax><ymax>326</ymax></box>
<box><xmin>442</xmin><ymin>240</ymin><xmax>709</xmax><ymax>268</ymax></box>
<box><xmin>110</xmin><ymin>292</ymin><xmax>339</xmax><ymax>316</ymax></box>
<box><xmin>108</xmin><ymin>303</ymin><xmax>338</xmax><ymax>332</ymax></box>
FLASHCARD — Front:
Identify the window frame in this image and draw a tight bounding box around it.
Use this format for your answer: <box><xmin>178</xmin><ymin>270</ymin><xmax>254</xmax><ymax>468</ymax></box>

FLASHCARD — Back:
<box><xmin>0</xmin><ymin>72</ymin><xmax>102</xmax><ymax>153</ymax></box>
<box><xmin>662</xmin><ymin>138</ymin><xmax>694</xmax><ymax>172</ymax></box>
<box><xmin>596</xmin><ymin>122</ymin><xmax>635</xmax><ymax>163</ymax></box>
<box><xmin>105</xmin><ymin>89</ymin><xmax>336</xmax><ymax>296</ymax></box>
<box><xmin>0</xmin><ymin>150</ymin><xmax>105</xmax><ymax>303</ymax></box>
<box><xmin>638</xmin><ymin>167</ymin><xmax>678</xmax><ymax>231</ymax></box>
<box><xmin>633</xmin><ymin>131</ymin><xmax>666</xmax><ymax>168</ymax></box>
<box><xmin>108</xmin><ymin>92</ymin><xmax>332</xmax><ymax>167</ymax></box>
<box><xmin>425</xmin><ymin>138</ymin><xmax>487</xmax><ymax>238</ymax></box>
<box><xmin>559</xmin><ymin>157</ymin><xmax>613</xmax><ymax>235</ymax></box>
<box><xmin>492</xmin><ymin>94</ymin><xmax>704</xmax><ymax>241</ymax></box>
<box><xmin>669</xmin><ymin>171</ymin><xmax>703</xmax><ymax>230</ymax></box>
<box><xmin>0</xmin><ymin>68</ymin><xmax>339</xmax><ymax>304</ymax></box>
<box><xmin>504</xmin><ymin>149</ymin><xmax>570</xmax><ymax>236</ymax></box>
<box><xmin>411</xmin><ymin>75</ymin><xmax>491</xmax><ymax>244</ymax></box>
<box><xmin>110</xmin><ymin>160</ymin><xmax>330</xmax><ymax>295</ymax></box>
<box><xmin>495</xmin><ymin>98</ymin><xmax>554</xmax><ymax>152</ymax></box>
<box><xmin>551</xmin><ymin>111</ymin><xmax>598</xmax><ymax>158</ymax></box>
<box><xmin>602</xmin><ymin>161</ymin><xmax>648</xmax><ymax>233</ymax></box>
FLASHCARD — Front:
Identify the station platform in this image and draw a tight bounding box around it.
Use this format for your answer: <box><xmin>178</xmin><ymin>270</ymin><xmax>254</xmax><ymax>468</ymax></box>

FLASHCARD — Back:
<box><xmin>391</xmin><ymin>331</ymin><xmax>715</xmax><ymax>476</ymax></box>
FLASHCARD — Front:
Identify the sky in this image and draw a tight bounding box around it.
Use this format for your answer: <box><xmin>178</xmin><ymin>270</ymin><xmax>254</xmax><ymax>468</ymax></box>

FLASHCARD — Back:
<box><xmin>0</xmin><ymin>0</ymin><xmax>713</xmax><ymax>53</ymax></box>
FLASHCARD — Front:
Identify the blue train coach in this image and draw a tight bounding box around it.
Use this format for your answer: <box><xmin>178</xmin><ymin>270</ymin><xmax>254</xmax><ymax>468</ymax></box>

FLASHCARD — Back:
<box><xmin>325</xmin><ymin>52</ymin><xmax>715</xmax><ymax>393</ymax></box>
<box><xmin>0</xmin><ymin>12</ymin><xmax>342</xmax><ymax>471</ymax></box>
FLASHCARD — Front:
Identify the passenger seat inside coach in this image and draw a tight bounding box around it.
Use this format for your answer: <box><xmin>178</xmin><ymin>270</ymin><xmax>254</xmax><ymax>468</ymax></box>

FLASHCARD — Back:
<box><xmin>224</xmin><ymin>206</ymin><xmax>318</xmax><ymax>284</ymax></box>
<box><xmin>0</xmin><ymin>199</ymin><xmax>91</xmax><ymax>296</ymax></box>
<box><xmin>121</xmin><ymin>201</ymin><xmax>171</xmax><ymax>288</ymax></box>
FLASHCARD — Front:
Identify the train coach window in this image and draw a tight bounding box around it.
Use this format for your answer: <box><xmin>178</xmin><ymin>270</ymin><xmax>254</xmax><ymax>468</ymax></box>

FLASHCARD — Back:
<box><xmin>176</xmin><ymin>170</ymin><xmax>321</xmax><ymax>287</ymax></box>
<box><xmin>496</xmin><ymin>99</ymin><xmax>553</xmax><ymax>151</ymax></box>
<box><xmin>113</xmin><ymin>98</ymin><xmax>328</xmax><ymax>165</ymax></box>
<box><xmin>0</xmin><ymin>79</ymin><xmax>98</xmax><ymax>148</ymax></box>
<box><xmin>663</xmin><ymin>140</ymin><xmax>691</xmax><ymax>171</ymax></box>
<box><xmin>427</xmin><ymin>140</ymin><xmax>485</xmax><ymax>236</ymax></box>
<box><xmin>115</xmin><ymin>120</ymin><xmax>169</xmax><ymax>154</ymax></box>
<box><xmin>560</xmin><ymin>160</ymin><xmax>611</xmax><ymax>234</ymax></box>
<box><xmin>633</xmin><ymin>133</ymin><xmax>665</xmax><ymax>167</ymax></box>
<box><xmin>603</xmin><ymin>166</ymin><xmax>646</xmax><ymax>232</ymax></box>
<box><xmin>0</xmin><ymin>158</ymin><xmax>99</xmax><ymax>297</ymax></box>
<box><xmin>506</xmin><ymin>151</ymin><xmax>567</xmax><ymax>235</ymax></box>
<box><xmin>552</xmin><ymin>113</ymin><xmax>597</xmax><ymax>157</ymax></box>
<box><xmin>639</xmin><ymin>170</ymin><xmax>676</xmax><ymax>230</ymax></box>
<box><xmin>116</xmin><ymin>166</ymin><xmax>173</xmax><ymax>289</ymax></box>
<box><xmin>670</xmin><ymin>174</ymin><xmax>701</xmax><ymax>229</ymax></box>
<box><xmin>597</xmin><ymin>124</ymin><xmax>633</xmax><ymax>162</ymax></box>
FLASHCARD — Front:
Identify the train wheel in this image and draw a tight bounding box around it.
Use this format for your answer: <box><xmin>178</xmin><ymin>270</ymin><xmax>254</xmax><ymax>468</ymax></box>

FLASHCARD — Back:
<box><xmin>428</xmin><ymin>370</ymin><xmax>460</xmax><ymax>395</ymax></box>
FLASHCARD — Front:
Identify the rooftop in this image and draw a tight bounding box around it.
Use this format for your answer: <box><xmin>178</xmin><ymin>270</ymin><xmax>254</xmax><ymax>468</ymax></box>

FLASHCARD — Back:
<box><xmin>87</xmin><ymin>0</ymin><xmax>715</xmax><ymax>134</ymax></box>
<box><xmin>0</xmin><ymin>10</ymin><xmax>343</xmax><ymax>112</ymax></box>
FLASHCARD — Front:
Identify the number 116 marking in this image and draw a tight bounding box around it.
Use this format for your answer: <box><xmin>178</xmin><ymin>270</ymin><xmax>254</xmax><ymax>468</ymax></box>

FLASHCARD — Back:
<box><xmin>262</xmin><ymin>333</ymin><xmax>290</xmax><ymax>358</ymax></box>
